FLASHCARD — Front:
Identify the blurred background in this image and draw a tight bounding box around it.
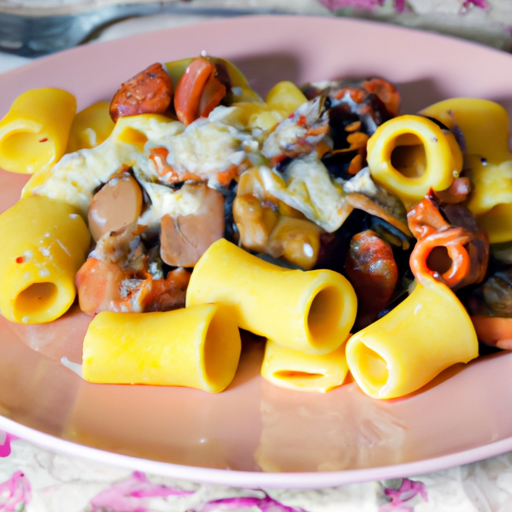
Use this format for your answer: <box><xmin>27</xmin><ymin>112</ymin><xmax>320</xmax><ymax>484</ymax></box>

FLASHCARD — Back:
<box><xmin>0</xmin><ymin>0</ymin><xmax>511</xmax><ymax>60</ymax></box>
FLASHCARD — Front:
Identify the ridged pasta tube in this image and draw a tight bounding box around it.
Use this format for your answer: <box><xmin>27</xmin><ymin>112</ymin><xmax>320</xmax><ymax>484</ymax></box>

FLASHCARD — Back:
<box><xmin>186</xmin><ymin>238</ymin><xmax>357</xmax><ymax>354</ymax></box>
<box><xmin>367</xmin><ymin>115</ymin><xmax>462</xmax><ymax>206</ymax></box>
<box><xmin>0</xmin><ymin>195</ymin><xmax>90</xmax><ymax>324</ymax></box>
<box><xmin>0</xmin><ymin>88</ymin><xmax>76</xmax><ymax>174</ymax></box>
<box><xmin>82</xmin><ymin>304</ymin><xmax>241</xmax><ymax>393</ymax></box>
<box><xmin>261</xmin><ymin>338</ymin><xmax>349</xmax><ymax>392</ymax></box>
<box><xmin>345</xmin><ymin>277</ymin><xmax>478</xmax><ymax>399</ymax></box>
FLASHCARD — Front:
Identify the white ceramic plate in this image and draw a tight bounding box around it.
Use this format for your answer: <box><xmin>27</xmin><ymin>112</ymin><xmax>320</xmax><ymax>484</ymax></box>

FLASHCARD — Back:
<box><xmin>1</xmin><ymin>15</ymin><xmax>512</xmax><ymax>489</ymax></box>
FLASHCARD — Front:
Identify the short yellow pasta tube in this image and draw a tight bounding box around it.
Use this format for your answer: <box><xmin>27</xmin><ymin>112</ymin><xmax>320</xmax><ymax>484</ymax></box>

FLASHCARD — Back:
<box><xmin>232</xmin><ymin>81</ymin><xmax>307</xmax><ymax>132</ymax></box>
<box><xmin>475</xmin><ymin>202</ymin><xmax>512</xmax><ymax>244</ymax></box>
<box><xmin>420</xmin><ymin>98</ymin><xmax>511</xmax><ymax>163</ymax></box>
<box><xmin>0</xmin><ymin>195</ymin><xmax>90</xmax><ymax>324</ymax></box>
<box><xmin>186</xmin><ymin>238</ymin><xmax>357</xmax><ymax>355</ymax></box>
<box><xmin>0</xmin><ymin>88</ymin><xmax>77</xmax><ymax>174</ymax></box>
<box><xmin>421</xmin><ymin>98</ymin><xmax>512</xmax><ymax>244</ymax></box>
<box><xmin>261</xmin><ymin>338</ymin><xmax>349</xmax><ymax>392</ymax></box>
<box><xmin>66</xmin><ymin>101</ymin><xmax>115</xmax><ymax>153</ymax></box>
<box><xmin>367</xmin><ymin>115</ymin><xmax>462</xmax><ymax>206</ymax></box>
<box><xmin>82</xmin><ymin>304</ymin><xmax>241</xmax><ymax>393</ymax></box>
<box><xmin>345</xmin><ymin>277</ymin><xmax>478</xmax><ymax>399</ymax></box>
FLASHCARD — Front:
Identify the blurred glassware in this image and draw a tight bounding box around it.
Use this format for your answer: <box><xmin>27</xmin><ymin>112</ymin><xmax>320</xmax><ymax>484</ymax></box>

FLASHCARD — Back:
<box><xmin>0</xmin><ymin>1</ymin><xmax>280</xmax><ymax>57</ymax></box>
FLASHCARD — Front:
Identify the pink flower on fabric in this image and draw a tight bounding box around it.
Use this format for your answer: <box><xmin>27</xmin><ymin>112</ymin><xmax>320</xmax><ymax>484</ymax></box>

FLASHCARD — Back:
<box><xmin>319</xmin><ymin>0</ymin><xmax>384</xmax><ymax>11</ymax></box>
<box><xmin>0</xmin><ymin>431</ymin><xmax>17</xmax><ymax>458</ymax></box>
<box><xmin>463</xmin><ymin>0</ymin><xmax>489</xmax><ymax>9</ymax></box>
<box><xmin>192</xmin><ymin>491</ymin><xmax>309</xmax><ymax>512</ymax></box>
<box><xmin>318</xmin><ymin>0</ymin><xmax>405</xmax><ymax>12</ymax></box>
<box><xmin>379</xmin><ymin>478</ymin><xmax>428</xmax><ymax>512</ymax></box>
<box><xmin>0</xmin><ymin>470</ymin><xmax>32</xmax><ymax>512</ymax></box>
<box><xmin>89</xmin><ymin>471</ymin><xmax>194</xmax><ymax>512</ymax></box>
<box><xmin>394</xmin><ymin>0</ymin><xmax>405</xmax><ymax>11</ymax></box>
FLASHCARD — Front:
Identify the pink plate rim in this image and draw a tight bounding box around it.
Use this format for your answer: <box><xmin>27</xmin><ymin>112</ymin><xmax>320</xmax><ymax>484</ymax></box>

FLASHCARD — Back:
<box><xmin>3</xmin><ymin>414</ymin><xmax>512</xmax><ymax>489</ymax></box>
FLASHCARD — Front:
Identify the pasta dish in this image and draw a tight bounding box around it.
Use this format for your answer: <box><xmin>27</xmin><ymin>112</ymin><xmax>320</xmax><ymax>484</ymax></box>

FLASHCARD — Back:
<box><xmin>0</xmin><ymin>55</ymin><xmax>508</xmax><ymax>400</ymax></box>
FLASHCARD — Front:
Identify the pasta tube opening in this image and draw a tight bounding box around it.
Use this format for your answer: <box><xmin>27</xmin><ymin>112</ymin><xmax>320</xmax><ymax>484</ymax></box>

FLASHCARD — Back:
<box><xmin>274</xmin><ymin>371</ymin><xmax>324</xmax><ymax>379</ymax></box>
<box><xmin>0</xmin><ymin>88</ymin><xmax>76</xmax><ymax>174</ymax></box>
<box><xmin>349</xmin><ymin>343</ymin><xmax>389</xmax><ymax>391</ymax></box>
<box><xmin>272</xmin><ymin>371</ymin><xmax>326</xmax><ymax>390</ymax></box>
<box><xmin>0</xmin><ymin>130</ymin><xmax>53</xmax><ymax>171</ymax></box>
<box><xmin>261</xmin><ymin>338</ymin><xmax>349</xmax><ymax>392</ymax></box>
<box><xmin>307</xmin><ymin>284</ymin><xmax>346</xmax><ymax>350</ymax></box>
<box><xmin>0</xmin><ymin>196</ymin><xmax>90</xmax><ymax>324</ymax></box>
<box><xmin>346</xmin><ymin>277</ymin><xmax>478</xmax><ymax>399</ymax></box>
<box><xmin>202</xmin><ymin>306</ymin><xmax>241</xmax><ymax>387</ymax></box>
<box><xmin>367</xmin><ymin>115</ymin><xmax>462</xmax><ymax>205</ymax></box>
<box><xmin>15</xmin><ymin>282</ymin><xmax>59</xmax><ymax>319</ymax></box>
<box><xmin>390</xmin><ymin>134</ymin><xmax>426</xmax><ymax>179</ymax></box>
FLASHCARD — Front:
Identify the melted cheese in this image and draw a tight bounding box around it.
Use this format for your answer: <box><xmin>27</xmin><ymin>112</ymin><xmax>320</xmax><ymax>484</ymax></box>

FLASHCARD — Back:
<box><xmin>259</xmin><ymin>154</ymin><xmax>348</xmax><ymax>232</ymax></box>
<box><xmin>22</xmin><ymin>115</ymin><xmax>183</xmax><ymax>217</ymax></box>
<box><xmin>22</xmin><ymin>111</ymin><xmax>256</xmax><ymax>226</ymax></box>
<box><xmin>22</xmin><ymin>103</ymin><xmax>351</xmax><ymax>234</ymax></box>
<box><xmin>165</xmin><ymin>118</ymin><xmax>247</xmax><ymax>181</ymax></box>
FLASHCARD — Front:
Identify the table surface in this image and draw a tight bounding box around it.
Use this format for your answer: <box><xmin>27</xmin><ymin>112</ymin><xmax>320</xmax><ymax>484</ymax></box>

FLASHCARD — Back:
<box><xmin>1</xmin><ymin>3</ymin><xmax>512</xmax><ymax>511</ymax></box>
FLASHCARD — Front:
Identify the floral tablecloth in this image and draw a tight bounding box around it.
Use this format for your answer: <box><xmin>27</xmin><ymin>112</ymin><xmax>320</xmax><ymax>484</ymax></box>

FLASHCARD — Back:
<box><xmin>3</xmin><ymin>430</ymin><xmax>512</xmax><ymax>511</ymax></box>
<box><xmin>2</xmin><ymin>2</ymin><xmax>512</xmax><ymax>511</ymax></box>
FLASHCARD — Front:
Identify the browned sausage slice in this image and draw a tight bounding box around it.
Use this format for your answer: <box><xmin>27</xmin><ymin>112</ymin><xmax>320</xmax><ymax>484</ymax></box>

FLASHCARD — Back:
<box><xmin>174</xmin><ymin>57</ymin><xmax>226</xmax><ymax>125</ymax></box>
<box><xmin>344</xmin><ymin>229</ymin><xmax>398</xmax><ymax>329</ymax></box>
<box><xmin>88</xmin><ymin>174</ymin><xmax>144</xmax><ymax>242</ymax></box>
<box><xmin>109</xmin><ymin>63</ymin><xmax>173</xmax><ymax>122</ymax></box>
<box><xmin>160</xmin><ymin>183</ymin><xmax>225</xmax><ymax>267</ymax></box>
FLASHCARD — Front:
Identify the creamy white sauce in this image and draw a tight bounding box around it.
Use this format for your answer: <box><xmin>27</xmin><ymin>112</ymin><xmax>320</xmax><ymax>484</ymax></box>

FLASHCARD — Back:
<box><xmin>259</xmin><ymin>154</ymin><xmax>347</xmax><ymax>232</ymax></box>
<box><xmin>24</xmin><ymin>110</ymin><xmax>256</xmax><ymax>226</ymax></box>
<box><xmin>23</xmin><ymin>101</ymin><xmax>348</xmax><ymax>239</ymax></box>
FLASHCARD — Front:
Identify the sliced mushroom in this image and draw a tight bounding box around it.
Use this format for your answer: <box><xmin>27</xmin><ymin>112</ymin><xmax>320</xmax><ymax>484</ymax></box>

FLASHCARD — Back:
<box><xmin>233</xmin><ymin>193</ymin><xmax>279</xmax><ymax>253</ymax></box>
<box><xmin>160</xmin><ymin>183</ymin><xmax>225</xmax><ymax>267</ymax></box>
<box><xmin>266</xmin><ymin>216</ymin><xmax>323</xmax><ymax>270</ymax></box>
<box><xmin>88</xmin><ymin>174</ymin><xmax>144</xmax><ymax>243</ymax></box>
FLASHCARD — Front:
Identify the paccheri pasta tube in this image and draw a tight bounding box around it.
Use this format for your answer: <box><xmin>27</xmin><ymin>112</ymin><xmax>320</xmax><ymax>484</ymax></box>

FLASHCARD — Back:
<box><xmin>186</xmin><ymin>238</ymin><xmax>357</xmax><ymax>354</ymax></box>
<box><xmin>0</xmin><ymin>195</ymin><xmax>90</xmax><ymax>324</ymax></box>
<box><xmin>82</xmin><ymin>304</ymin><xmax>241</xmax><ymax>393</ymax></box>
<box><xmin>367</xmin><ymin>114</ymin><xmax>462</xmax><ymax>206</ymax></box>
<box><xmin>228</xmin><ymin>80</ymin><xmax>307</xmax><ymax>132</ymax></box>
<box><xmin>261</xmin><ymin>338</ymin><xmax>349</xmax><ymax>392</ymax></box>
<box><xmin>66</xmin><ymin>101</ymin><xmax>115</xmax><ymax>153</ymax></box>
<box><xmin>0</xmin><ymin>88</ymin><xmax>76</xmax><ymax>174</ymax></box>
<box><xmin>421</xmin><ymin>98</ymin><xmax>512</xmax><ymax>245</ymax></box>
<box><xmin>345</xmin><ymin>276</ymin><xmax>478</xmax><ymax>399</ymax></box>
<box><xmin>420</xmin><ymin>98</ymin><xmax>510</xmax><ymax>163</ymax></box>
